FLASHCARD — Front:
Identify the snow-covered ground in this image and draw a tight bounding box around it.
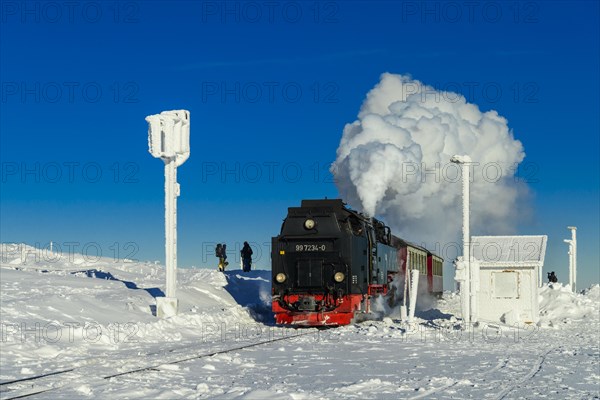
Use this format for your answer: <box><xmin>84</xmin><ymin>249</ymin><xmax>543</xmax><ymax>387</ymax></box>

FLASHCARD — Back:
<box><xmin>1</xmin><ymin>244</ymin><xmax>598</xmax><ymax>399</ymax></box>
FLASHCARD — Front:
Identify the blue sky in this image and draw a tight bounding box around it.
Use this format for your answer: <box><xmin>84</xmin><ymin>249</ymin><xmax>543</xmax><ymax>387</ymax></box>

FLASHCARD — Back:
<box><xmin>1</xmin><ymin>1</ymin><xmax>598</xmax><ymax>289</ymax></box>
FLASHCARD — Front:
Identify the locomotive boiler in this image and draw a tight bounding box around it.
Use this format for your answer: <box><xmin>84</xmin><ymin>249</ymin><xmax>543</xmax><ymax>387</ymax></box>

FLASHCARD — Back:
<box><xmin>271</xmin><ymin>199</ymin><xmax>442</xmax><ymax>326</ymax></box>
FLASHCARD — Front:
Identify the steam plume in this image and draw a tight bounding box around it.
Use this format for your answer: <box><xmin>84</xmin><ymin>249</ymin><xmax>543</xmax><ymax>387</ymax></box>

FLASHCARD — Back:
<box><xmin>332</xmin><ymin>73</ymin><xmax>527</xmax><ymax>248</ymax></box>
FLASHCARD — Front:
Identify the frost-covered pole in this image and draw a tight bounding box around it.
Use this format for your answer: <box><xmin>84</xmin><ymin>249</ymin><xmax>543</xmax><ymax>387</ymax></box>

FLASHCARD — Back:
<box><xmin>571</xmin><ymin>227</ymin><xmax>577</xmax><ymax>292</ymax></box>
<box><xmin>451</xmin><ymin>155</ymin><xmax>473</xmax><ymax>324</ymax></box>
<box><xmin>565</xmin><ymin>226</ymin><xmax>577</xmax><ymax>292</ymax></box>
<box><xmin>400</xmin><ymin>252</ymin><xmax>409</xmax><ymax>321</ymax></box>
<box><xmin>538</xmin><ymin>254</ymin><xmax>543</xmax><ymax>288</ymax></box>
<box><xmin>164</xmin><ymin>158</ymin><xmax>178</xmax><ymax>299</ymax></box>
<box><xmin>146</xmin><ymin>110</ymin><xmax>190</xmax><ymax>318</ymax></box>
<box><xmin>408</xmin><ymin>269</ymin><xmax>419</xmax><ymax>321</ymax></box>
<box><xmin>564</xmin><ymin>239</ymin><xmax>572</xmax><ymax>287</ymax></box>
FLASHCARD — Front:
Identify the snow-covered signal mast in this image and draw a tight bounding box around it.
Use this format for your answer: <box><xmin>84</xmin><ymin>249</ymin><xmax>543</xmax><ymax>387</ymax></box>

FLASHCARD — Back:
<box><xmin>146</xmin><ymin>110</ymin><xmax>190</xmax><ymax>317</ymax></box>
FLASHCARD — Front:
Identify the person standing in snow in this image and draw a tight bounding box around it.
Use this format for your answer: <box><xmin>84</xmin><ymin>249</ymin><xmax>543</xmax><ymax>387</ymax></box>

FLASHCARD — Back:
<box><xmin>240</xmin><ymin>241</ymin><xmax>253</xmax><ymax>272</ymax></box>
<box><xmin>216</xmin><ymin>243</ymin><xmax>228</xmax><ymax>272</ymax></box>
<box><xmin>221</xmin><ymin>243</ymin><xmax>228</xmax><ymax>271</ymax></box>
<box><xmin>216</xmin><ymin>243</ymin><xmax>223</xmax><ymax>271</ymax></box>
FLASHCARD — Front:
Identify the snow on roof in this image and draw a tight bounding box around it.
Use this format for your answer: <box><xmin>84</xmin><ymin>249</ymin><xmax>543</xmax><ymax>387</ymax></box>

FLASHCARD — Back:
<box><xmin>471</xmin><ymin>235</ymin><xmax>547</xmax><ymax>267</ymax></box>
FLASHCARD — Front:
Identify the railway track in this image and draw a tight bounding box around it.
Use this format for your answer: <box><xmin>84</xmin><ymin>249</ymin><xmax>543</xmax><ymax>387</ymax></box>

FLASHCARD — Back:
<box><xmin>0</xmin><ymin>329</ymin><xmax>315</xmax><ymax>399</ymax></box>
<box><xmin>407</xmin><ymin>355</ymin><xmax>511</xmax><ymax>400</ymax></box>
<box><xmin>407</xmin><ymin>348</ymin><xmax>551</xmax><ymax>400</ymax></box>
<box><xmin>494</xmin><ymin>349</ymin><xmax>551</xmax><ymax>400</ymax></box>
<box><xmin>0</xmin><ymin>339</ymin><xmax>202</xmax><ymax>391</ymax></box>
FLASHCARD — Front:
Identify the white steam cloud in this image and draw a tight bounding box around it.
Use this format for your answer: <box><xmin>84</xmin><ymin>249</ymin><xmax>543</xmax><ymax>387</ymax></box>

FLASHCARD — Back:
<box><xmin>332</xmin><ymin>73</ymin><xmax>528</xmax><ymax>248</ymax></box>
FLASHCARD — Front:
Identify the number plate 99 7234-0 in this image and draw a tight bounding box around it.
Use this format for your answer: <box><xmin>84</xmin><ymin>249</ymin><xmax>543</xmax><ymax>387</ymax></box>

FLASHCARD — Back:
<box><xmin>293</xmin><ymin>244</ymin><xmax>329</xmax><ymax>252</ymax></box>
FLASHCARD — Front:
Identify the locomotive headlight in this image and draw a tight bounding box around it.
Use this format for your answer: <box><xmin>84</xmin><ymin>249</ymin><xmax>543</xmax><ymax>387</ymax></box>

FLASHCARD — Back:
<box><xmin>334</xmin><ymin>272</ymin><xmax>345</xmax><ymax>283</ymax></box>
<box><xmin>275</xmin><ymin>273</ymin><xmax>287</xmax><ymax>283</ymax></box>
<box><xmin>304</xmin><ymin>219</ymin><xmax>315</xmax><ymax>230</ymax></box>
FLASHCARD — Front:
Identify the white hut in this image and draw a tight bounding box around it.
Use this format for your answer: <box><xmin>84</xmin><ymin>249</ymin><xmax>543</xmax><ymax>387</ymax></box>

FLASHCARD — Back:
<box><xmin>471</xmin><ymin>235</ymin><xmax>547</xmax><ymax>324</ymax></box>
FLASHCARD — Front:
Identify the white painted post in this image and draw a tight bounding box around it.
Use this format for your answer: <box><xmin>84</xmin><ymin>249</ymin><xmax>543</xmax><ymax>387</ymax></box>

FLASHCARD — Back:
<box><xmin>146</xmin><ymin>110</ymin><xmax>190</xmax><ymax>318</ymax></box>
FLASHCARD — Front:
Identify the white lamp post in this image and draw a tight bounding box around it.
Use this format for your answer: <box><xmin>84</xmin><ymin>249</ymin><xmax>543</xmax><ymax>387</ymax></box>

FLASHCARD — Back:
<box><xmin>451</xmin><ymin>155</ymin><xmax>475</xmax><ymax>324</ymax></box>
<box><xmin>564</xmin><ymin>226</ymin><xmax>577</xmax><ymax>292</ymax></box>
<box><xmin>146</xmin><ymin>110</ymin><xmax>190</xmax><ymax>317</ymax></box>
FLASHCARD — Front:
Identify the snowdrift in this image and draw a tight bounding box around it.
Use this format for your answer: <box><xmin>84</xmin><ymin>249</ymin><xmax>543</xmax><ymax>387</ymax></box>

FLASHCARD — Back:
<box><xmin>0</xmin><ymin>244</ymin><xmax>272</xmax><ymax>381</ymax></box>
<box><xmin>538</xmin><ymin>283</ymin><xmax>600</xmax><ymax>327</ymax></box>
<box><xmin>1</xmin><ymin>244</ymin><xmax>598</xmax><ymax>399</ymax></box>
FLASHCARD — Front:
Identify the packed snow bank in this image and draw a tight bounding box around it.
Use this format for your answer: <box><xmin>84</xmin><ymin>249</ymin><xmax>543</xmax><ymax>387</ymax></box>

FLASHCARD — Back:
<box><xmin>1</xmin><ymin>244</ymin><xmax>599</xmax><ymax>399</ymax></box>
<box><xmin>0</xmin><ymin>243</ymin><xmax>274</xmax><ymax>381</ymax></box>
<box><xmin>538</xmin><ymin>283</ymin><xmax>600</xmax><ymax>327</ymax></box>
<box><xmin>223</xmin><ymin>270</ymin><xmax>273</xmax><ymax>323</ymax></box>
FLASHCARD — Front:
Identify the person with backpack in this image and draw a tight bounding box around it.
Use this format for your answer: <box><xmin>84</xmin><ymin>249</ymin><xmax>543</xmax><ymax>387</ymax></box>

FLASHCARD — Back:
<box><xmin>216</xmin><ymin>243</ymin><xmax>229</xmax><ymax>272</ymax></box>
<box><xmin>240</xmin><ymin>241</ymin><xmax>253</xmax><ymax>272</ymax></box>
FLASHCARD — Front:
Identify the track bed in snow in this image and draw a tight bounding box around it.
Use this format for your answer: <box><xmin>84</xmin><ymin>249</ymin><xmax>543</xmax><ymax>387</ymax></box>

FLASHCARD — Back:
<box><xmin>1</xmin><ymin>245</ymin><xmax>598</xmax><ymax>399</ymax></box>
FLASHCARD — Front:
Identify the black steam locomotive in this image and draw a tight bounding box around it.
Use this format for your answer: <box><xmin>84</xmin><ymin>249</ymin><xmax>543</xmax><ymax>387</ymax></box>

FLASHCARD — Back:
<box><xmin>271</xmin><ymin>199</ymin><xmax>443</xmax><ymax>326</ymax></box>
